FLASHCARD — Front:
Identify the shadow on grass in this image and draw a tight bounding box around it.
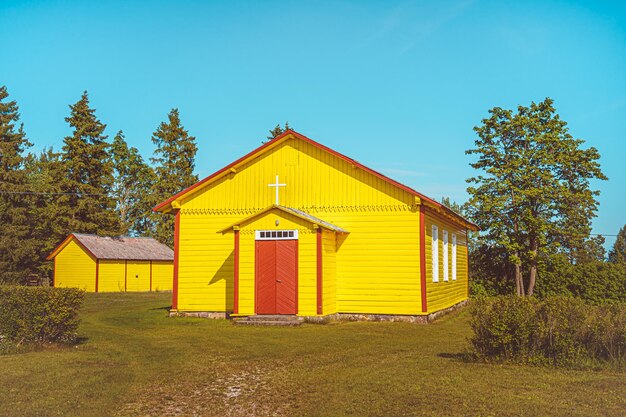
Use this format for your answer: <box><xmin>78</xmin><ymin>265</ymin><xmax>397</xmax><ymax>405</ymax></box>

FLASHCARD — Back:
<box><xmin>150</xmin><ymin>306</ymin><xmax>172</xmax><ymax>311</ymax></box>
<box><xmin>438</xmin><ymin>352</ymin><xmax>474</xmax><ymax>362</ymax></box>
<box><xmin>0</xmin><ymin>336</ymin><xmax>90</xmax><ymax>356</ymax></box>
<box><xmin>75</xmin><ymin>336</ymin><xmax>89</xmax><ymax>345</ymax></box>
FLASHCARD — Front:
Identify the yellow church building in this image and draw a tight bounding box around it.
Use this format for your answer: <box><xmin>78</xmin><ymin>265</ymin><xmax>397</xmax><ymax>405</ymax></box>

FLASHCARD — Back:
<box><xmin>155</xmin><ymin>130</ymin><xmax>477</xmax><ymax>321</ymax></box>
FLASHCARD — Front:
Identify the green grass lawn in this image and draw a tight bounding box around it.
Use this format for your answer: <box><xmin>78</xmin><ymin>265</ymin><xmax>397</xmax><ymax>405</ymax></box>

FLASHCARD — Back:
<box><xmin>1</xmin><ymin>292</ymin><xmax>624</xmax><ymax>417</ymax></box>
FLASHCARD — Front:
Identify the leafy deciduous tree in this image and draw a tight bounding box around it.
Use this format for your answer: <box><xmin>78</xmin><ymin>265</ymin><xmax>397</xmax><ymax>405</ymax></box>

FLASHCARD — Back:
<box><xmin>466</xmin><ymin>98</ymin><xmax>607</xmax><ymax>296</ymax></box>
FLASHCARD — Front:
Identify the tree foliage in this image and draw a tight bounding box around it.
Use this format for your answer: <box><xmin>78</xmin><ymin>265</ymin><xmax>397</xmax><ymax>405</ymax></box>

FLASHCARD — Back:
<box><xmin>608</xmin><ymin>225</ymin><xmax>626</xmax><ymax>264</ymax></box>
<box><xmin>149</xmin><ymin>109</ymin><xmax>198</xmax><ymax>246</ymax></box>
<box><xmin>0</xmin><ymin>86</ymin><xmax>33</xmax><ymax>283</ymax></box>
<box><xmin>58</xmin><ymin>91</ymin><xmax>120</xmax><ymax>236</ymax></box>
<box><xmin>466</xmin><ymin>98</ymin><xmax>607</xmax><ymax>296</ymax></box>
<box><xmin>23</xmin><ymin>148</ymin><xmax>68</xmax><ymax>280</ymax></box>
<box><xmin>111</xmin><ymin>131</ymin><xmax>155</xmax><ymax>236</ymax></box>
<box><xmin>265</xmin><ymin>121</ymin><xmax>291</xmax><ymax>142</ymax></box>
<box><xmin>0</xmin><ymin>90</ymin><xmax>202</xmax><ymax>283</ymax></box>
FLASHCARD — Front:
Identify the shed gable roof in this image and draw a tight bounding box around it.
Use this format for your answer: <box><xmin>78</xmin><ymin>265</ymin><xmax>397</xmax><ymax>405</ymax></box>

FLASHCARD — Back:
<box><xmin>46</xmin><ymin>234</ymin><xmax>174</xmax><ymax>261</ymax></box>
<box><xmin>154</xmin><ymin>130</ymin><xmax>478</xmax><ymax>230</ymax></box>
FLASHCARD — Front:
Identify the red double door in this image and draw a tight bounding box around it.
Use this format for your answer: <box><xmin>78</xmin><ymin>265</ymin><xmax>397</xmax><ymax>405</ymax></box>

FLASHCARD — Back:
<box><xmin>255</xmin><ymin>239</ymin><xmax>298</xmax><ymax>315</ymax></box>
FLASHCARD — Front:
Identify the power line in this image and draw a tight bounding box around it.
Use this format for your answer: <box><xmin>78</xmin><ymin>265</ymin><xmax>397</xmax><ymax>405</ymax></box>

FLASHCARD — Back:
<box><xmin>0</xmin><ymin>190</ymin><xmax>107</xmax><ymax>196</ymax></box>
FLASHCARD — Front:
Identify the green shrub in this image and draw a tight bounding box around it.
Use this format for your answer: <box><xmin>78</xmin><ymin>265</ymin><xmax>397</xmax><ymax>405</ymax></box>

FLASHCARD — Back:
<box><xmin>469</xmin><ymin>296</ymin><xmax>539</xmax><ymax>361</ymax></box>
<box><xmin>0</xmin><ymin>285</ymin><xmax>84</xmax><ymax>344</ymax></box>
<box><xmin>469</xmin><ymin>296</ymin><xmax>626</xmax><ymax>367</ymax></box>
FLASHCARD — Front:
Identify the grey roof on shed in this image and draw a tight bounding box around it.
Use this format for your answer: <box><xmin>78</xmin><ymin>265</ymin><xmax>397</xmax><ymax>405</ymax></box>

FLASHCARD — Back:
<box><xmin>71</xmin><ymin>233</ymin><xmax>174</xmax><ymax>261</ymax></box>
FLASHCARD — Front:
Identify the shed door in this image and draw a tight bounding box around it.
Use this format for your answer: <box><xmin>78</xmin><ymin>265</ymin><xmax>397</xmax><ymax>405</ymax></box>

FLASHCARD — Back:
<box><xmin>255</xmin><ymin>239</ymin><xmax>298</xmax><ymax>315</ymax></box>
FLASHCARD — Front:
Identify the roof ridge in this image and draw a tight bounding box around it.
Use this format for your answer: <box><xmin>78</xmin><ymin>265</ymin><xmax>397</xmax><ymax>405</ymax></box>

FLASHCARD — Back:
<box><xmin>153</xmin><ymin>130</ymin><xmax>477</xmax><ymax>230</ymax></box>
<box><xmin>72</xmin><ymin>233</ymin><xmax>159</xmax><ymax>240</ymax></box>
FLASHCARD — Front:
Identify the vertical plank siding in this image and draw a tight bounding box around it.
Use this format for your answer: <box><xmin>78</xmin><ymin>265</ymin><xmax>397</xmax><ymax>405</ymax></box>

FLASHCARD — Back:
<box><xmin>151</xmin><ymin>262</ymin><xmax>174</xmax><ymax>291</ymax></box>
<box><xmin>99</xmin><ymin>261</ymin><xmax>126</xmax><ymax>292</ymax></box>
<box><xmin>54</xmin><ymin>240</ymin><xmax>97</xmax><ymax>291</ymax></box>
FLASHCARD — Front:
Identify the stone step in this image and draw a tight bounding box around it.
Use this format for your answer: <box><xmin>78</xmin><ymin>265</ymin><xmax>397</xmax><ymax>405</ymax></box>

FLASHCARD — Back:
<box><xmin>241</xmin><ymin>315</ymin><xmax>302</xmax><ymax>322</ymax></box>
<box><xmin>232</xmin><ymin>320</ymin><xmax>302</xmax><ymax>327</ymax></box>
<box><xmin>232</xmin><ymin>315</ymin><xmax>303</xmax><ymax>326</ymax></box>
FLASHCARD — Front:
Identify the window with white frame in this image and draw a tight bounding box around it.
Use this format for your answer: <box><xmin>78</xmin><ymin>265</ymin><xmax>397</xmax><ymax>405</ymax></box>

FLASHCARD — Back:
<box><xmin>443</xmin><ymin>230</ymin><xmax>449</xmax><ymax>282</ymax></box>
<box><xmin>452</xmin><ymin>233</ymin><xmax>457</xmax><ymax>281</ymax></box>
<box><xmin>255</xmin><ymin>230</ymin><xmax>298</xmax><ymax>240</ymax></box>
<box><xmin>432</xmin><ymin>225</ymin><xmax>439</xmax><ymax>282</ymax></box>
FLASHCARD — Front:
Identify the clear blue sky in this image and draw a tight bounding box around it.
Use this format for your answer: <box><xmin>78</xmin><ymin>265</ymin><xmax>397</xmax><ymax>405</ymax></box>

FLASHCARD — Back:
<box><xmin>2</xmin><ymin>0</ymin><xmax>625</xmax><ymax>247</ymax></box>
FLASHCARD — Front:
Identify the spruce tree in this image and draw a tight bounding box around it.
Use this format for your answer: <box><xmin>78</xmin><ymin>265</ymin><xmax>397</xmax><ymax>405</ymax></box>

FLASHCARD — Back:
<box><xmin>609</xmin><ymin>226</ymin><xmax>626</xmax><ymax>264</ymax></box>
<box><xmin>150</xmin><ymin>109</ymin><xmax>198</xmax><ymax>246</ymax></box>
<box><xmin>111</xmin><ymin>131</ymin><xmax>155</xmax><ymax>236</ymax></box>
<box><xmin>265</xmin><ymin>122</ymin><xmax>292</xmax><ymax>142</ymax></box>
<box><xmin>59</xmin><ymin>91</ymin><xmax>120</xmax><ymax>236</ymax></box>
<box><xmin>0</xmin><ymin>86</ymin><xmax>33</xmax><ymax>283</ymax></box>
<box><xmin>24</xmin><ymin>148</ymin><xmax>68</xmax><ymax>281</ymax></box>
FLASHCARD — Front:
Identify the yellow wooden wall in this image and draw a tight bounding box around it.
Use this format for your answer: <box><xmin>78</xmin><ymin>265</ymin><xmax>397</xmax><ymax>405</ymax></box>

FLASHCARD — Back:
<box><xmin>177</xmin><ymin>213</ymin><xmax>238</xmax><ymax>312</ymax></box>
<box><xmin>177</xmin><ymin>209</ymin><xmax>319</xmax><ymax>314</ymax></box>
<box><xmin>424</xmin><ymin>211</ymin><xmax>469</xmax><ymax>313</ymax></box>
<box><xmin>99</xmin><ymin>260</ymin><xmax>126</xmax><ymax>292</ymax></box>
<box><xmin>322</xmin><ymin>229</ymin><xmax>337</xmax><ymax>315</ymax></box>
<box><xmin>172</xmin><ymin>136</ymin><xmax>470</xmax><ymax>316</ymax></box>
<box><xmin>152</xmin><ymin>261</ymin><xmax>173</xmax><ymax>291</ymax></box>
<box><xmin>314</xmin><ymin>208</ymin><xmax>421</xmax><ymax>315</ymax></box>
<box><xmin>180</xmin><ymin>138</ymin><xmax>416</xmax><ymax>210</ymax></box>
<box><xmin>240</xmin><ymin>210</ymin><xmax>317</xmax><ymax>315</ymax></box>
<box><xmin>54</xmin><ymin>240</ymin><xmax>96</xmax><ymax>291</ymax></box>
<box><xmin>126</xmin><ymin>261</ymin><xmax>151</xmax><ymax>292</ymax></box>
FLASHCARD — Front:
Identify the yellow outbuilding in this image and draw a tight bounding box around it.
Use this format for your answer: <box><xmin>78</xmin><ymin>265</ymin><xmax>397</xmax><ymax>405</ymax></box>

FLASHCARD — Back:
<box><xmin>47</xmin><ymin>234</ymin><xmax>174</xmax><ymax>292</ymax></box>
<box><xmin>155</xmin><ymin>130</ymin><xmax>478</xmax><ymax>321</ymax></box>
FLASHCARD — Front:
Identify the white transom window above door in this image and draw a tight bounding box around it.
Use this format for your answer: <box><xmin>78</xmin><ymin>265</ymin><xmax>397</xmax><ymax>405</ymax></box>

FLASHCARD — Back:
<box><xmin>255</xmin><ymin>230</ymin><xmax>299</xmax><ymax>240</ymax></box>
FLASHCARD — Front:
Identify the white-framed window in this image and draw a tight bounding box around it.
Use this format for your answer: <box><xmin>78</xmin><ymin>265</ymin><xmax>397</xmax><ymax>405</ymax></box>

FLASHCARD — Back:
<box><xmin>452</xmin><ymin>233</ymin><xmax>457</xmax><ymax>281</ymax></box>
<box><xmin>255</xmin><ymin>230</ymin><xmax>298</xmax><ymax>240</ymax></box>
<box><xmin>432</xmin><ymin>225</ymin><xmax>439</xmax><ymax>282</ymax></box>
<box><xmin>443</xmin><ymin>230</ymin><xmax>449</xmax><ymax>282</ymax></box>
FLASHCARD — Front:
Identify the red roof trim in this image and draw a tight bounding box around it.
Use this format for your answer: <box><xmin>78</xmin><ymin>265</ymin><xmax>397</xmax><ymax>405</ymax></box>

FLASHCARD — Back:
<box><xmin>46</xmin><ymin>234</ymin><xmax>98</xmax><ymax>261</ymax></box>
<box><xmin>153</xmin><ymin>130</ymin><xmax>477</xmax><ymax>229</ymax></box>
<box><xmin>153</xmin><ymin>131</ymin><xmax>294</xmax><ymax>212</ymax></box>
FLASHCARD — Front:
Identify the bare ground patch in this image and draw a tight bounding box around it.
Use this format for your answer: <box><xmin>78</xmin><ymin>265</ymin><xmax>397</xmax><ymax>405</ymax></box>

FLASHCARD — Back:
<box><xmin>115</xmin><ymin>363</ymin><xmax>296</xmax><ymax>417</ymax></box>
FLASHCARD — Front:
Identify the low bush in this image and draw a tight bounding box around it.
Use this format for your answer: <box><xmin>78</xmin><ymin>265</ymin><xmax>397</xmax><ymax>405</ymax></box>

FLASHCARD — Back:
<box><xmin>469</xmin><ymin>296</ymin><xmax>626</xmax><ymax>367</ymax></box>
<box><xmin>0</xmin><ymin>285</ymin><xmax>84</xmax><ymax>345</ymax></box>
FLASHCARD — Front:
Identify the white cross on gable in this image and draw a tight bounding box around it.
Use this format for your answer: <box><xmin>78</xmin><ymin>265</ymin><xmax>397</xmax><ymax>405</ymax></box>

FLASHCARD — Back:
<box><xmin>268</xmin><ymin>175</ymin><xmax>286</xmax><ymax>205</ymax></box>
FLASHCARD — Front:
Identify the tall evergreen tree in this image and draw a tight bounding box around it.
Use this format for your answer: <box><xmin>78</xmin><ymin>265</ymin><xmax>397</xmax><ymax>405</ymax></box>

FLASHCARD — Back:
<box><xmin>265</xmin><ymin>121</ymin><xmax>291</xmax><ymax>142</ymax></box>
<box><xmin>24</xmin><ymin>148</ymin><xmax>68</xmax><ymax>281</ymax></box>
<box><xmin>58</xmin><ymin>91</ymin><xmax>120</xmax><ymax>236</ymax></box>
<box><xmin>608</xmin><ymin>225</ymin><xmax>626</xmax><ymax>264</ymax></box>
<box><xmin>0</xmin><ymin>86</ymin><xmax>33</xmax><ymax>283</ymax></box>
<box><xmin>111</xmin><ymin>130</ymin><xmax>155</xmax><ymax>236</ymax></box>
<box><xmin>150</xmin><ymin>109</ymin><xmax>198</xmax><ymax>246</ymax></box>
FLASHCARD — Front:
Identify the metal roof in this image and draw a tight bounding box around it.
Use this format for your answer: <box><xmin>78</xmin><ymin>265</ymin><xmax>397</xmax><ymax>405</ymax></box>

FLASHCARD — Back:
<box><xmin>219</xmin><ymin>205</ymin><xmax>348</xmax><ymax>234</ymax></box>
<box><xmin>47</xmin><ymin>233</ymin><xmax>174</xmax><ymax>261</ymax></box>
<box><xmin>278</xmin><ymin>206</ymin><xmax>348</xmax><ymax>233</ymax></box>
